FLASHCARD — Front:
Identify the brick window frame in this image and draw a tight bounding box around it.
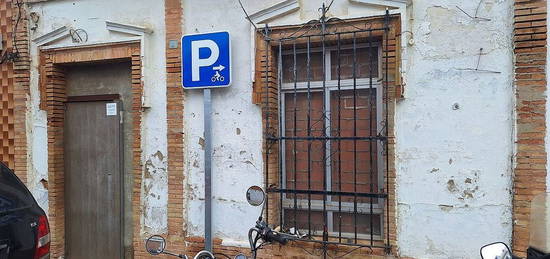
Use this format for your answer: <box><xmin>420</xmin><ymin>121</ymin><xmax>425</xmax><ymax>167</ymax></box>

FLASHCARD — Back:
<box><xmin>252</xmin><ymin>14</ymin><xmax>400</xmax><ymax>255</ymax></box>
<box><xmin>38</xmin><ymin>41</ymin><xmax>143</xmax><ymax>258</ymax></box>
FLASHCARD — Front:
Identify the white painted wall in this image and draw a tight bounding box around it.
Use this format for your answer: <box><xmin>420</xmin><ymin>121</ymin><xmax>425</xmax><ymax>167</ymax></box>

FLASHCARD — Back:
<box><xmin>22</xmin><ymin>0</ymin><xmax>516</xmax><ymax>257</ymax></box>
<box><xmin>182</xmin><ymin>0</ymin><xmax>267</xmax><ymax>245</ymax></box>
<box><xmin>184</xmin><ymin>0</ymin><xmax>515</xmax><ymax>257</ymax></box>
<box><xmin>396</xmin><ymin>1</ymin><xmax>514</xmax><ymax>258</ymax></box>
<box><xmin>25</xmin><ymin>0</ymin><xmax>169</xmax><ymax>235</ymax></box>
<box><xmin>182</xmin><ymin>0</ymin><xmax>407</xmax><ymax>245</ymax></box>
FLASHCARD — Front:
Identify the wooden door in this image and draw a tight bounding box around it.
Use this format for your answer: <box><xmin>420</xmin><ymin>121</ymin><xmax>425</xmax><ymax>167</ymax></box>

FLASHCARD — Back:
<box><xmin>64</xmin><ymin>100</ymin><xmax>122</xmax><ymax>259</ymax></box>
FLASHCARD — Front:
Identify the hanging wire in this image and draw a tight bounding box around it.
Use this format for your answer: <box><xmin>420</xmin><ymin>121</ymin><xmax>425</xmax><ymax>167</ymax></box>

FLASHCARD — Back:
<box><xmin>12</xmin><ymin>0</ymin><xmax>22</xmax><ymax>57</ymax></box>
<box><xmin>237</xmin><ymin>0</ymin><xmax>258</xmax><ymax>31</ymax></box>
<box><xmin>236</xmin><ymin>0</ymin><xmax>274</xmax><ymax>40</ymax></box>
<box><xmin>326</xmin><ymin>0</ymin><xmax>335</xmax><ymax>12</ymax></box>
<box><xmin>1</xmin><ymin>0</ymin><xmax>23</xmax><ymax>64</ymax></box>
<box><xmin>455</xmin><ymin>48</ymin><xmax>501</xmax><ymax>73</ymax></box>
<box><xmin>456</xmin><ymin>0</ymin><xmax>491</xmax><ymax>21</ymax></box>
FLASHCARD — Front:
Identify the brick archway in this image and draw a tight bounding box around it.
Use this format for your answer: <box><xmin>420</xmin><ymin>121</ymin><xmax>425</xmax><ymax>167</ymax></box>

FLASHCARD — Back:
<box><xmin>39</xmin><ymin>41</ymin><xmax>143</xmax><ymax>258</ymax></box>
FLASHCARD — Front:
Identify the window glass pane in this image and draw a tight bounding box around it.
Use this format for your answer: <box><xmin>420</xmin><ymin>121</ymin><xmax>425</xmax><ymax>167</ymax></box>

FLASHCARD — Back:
<box><xmin>283</xmin><ymin>209</ymin><xmax>325</xmax><ymax>234</ymax></box>
<box><xmin>330</xmin><ymin>47</ymin><xmax>378</xmax><ymax>80</ymax></box>
<box><xmin>333</xmin><ymin>212</ymin><xmax>381</xmax><ymax>236</ymax></box>
<box><xmin>284</xmin><ymin>91</ymin><xmax>325</xmax><ymax>200</ymax></box>
<box><xmin>282</xmin><ymin>52</ymin><xmax>324</xmax><ymax>83</ymax></box>
<box><xmin>330</xmin><ymin>89</ymin><xmax>378</xmax><ymax>204</ymax></box>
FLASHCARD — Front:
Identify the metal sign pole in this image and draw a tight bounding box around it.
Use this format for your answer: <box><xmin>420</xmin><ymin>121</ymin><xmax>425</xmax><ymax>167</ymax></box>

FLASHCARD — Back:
<box><xmin>182</xmin><ymin>31</ymin><xmax>230</xmax><ymax>253</ymax></box>
<box><xmin>204</xmin><ymin>88</ymin><xmax>213</xmax><ymax>252</ymax></box>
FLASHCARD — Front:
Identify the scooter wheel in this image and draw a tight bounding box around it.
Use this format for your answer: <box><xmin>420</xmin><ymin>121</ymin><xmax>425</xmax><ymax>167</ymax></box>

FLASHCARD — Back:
<box><xmin>194</xmin><ymin>251</ymin><xmax>214</xmax><ymax>259</ymax></box>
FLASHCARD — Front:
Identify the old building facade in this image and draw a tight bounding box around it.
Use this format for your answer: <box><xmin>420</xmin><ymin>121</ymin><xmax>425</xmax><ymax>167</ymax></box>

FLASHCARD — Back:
<box><xmin>0</xmin><ymin>0</ymin><xmax>546</xmax><ymax>258</ymax></box>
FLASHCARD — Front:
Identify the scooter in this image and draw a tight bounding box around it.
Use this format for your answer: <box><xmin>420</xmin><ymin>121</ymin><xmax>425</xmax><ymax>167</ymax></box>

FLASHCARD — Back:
<box><xmin>480</xmin><ymin>242</ymin><xmax>550</xmax><ymax>259</ymax></box>
<box><xmin>480</xmin><ymin>193</ymin><xmax>550</xmax><ymax>259</ymax></box>
<box><xmin>144</xmin><ymin>186</ymin><xmax>296</xmax><ymax>259</ymax></box>
<box><xmin>144</xmin><ymin>234</ymin><xmax>247</xmax><ymax>259</ymax></box>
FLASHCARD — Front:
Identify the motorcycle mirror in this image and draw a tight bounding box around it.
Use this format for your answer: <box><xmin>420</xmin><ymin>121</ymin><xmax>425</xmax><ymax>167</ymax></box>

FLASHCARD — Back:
<box><xmin>234</xmin><ymin>253</ymin><xmax>247</xmax><ymax>259</ymax></box>
<box><xmin>246</xmin><ymin>186</ymin><xmax>265</xmax><ymax>206</ymax></box>
<box><xmin>480</xmin><ymin>242</ymin><xmax>512</xmax><ymax>259</ymax></box>
<box><xmin>145</xmin><ymin>235</ymin><xmax>166</xmax><ymax>255</ymax></box>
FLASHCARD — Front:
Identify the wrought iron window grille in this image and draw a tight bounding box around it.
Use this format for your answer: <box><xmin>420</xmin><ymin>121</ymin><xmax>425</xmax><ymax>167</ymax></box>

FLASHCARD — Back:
<box><xmin>259</xmin><ymin>5</ymin><xmax>393</xmax><ymax>256</ymax></box>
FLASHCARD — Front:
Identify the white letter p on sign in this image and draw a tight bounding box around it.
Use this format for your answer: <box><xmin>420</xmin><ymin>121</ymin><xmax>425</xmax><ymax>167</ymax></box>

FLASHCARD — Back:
<box><xmin>191</xmin><ymin>40</ymin><xmax>219</xmax><ymax>82</ymax></box>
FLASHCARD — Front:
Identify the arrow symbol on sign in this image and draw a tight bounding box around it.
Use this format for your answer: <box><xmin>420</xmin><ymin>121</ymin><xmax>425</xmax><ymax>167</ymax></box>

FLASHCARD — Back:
<box><xmin>213</xmin><ymin>65</ymin><xmax>225</xmax><ymax>71</ymax></box>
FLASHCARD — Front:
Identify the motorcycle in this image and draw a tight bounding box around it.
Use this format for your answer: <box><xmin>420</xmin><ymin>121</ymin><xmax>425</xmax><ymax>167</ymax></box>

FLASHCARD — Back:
<box><xmin>144</xmin><ymin>185</ymin><xmax>295</xmax><ymax>259</ymax></box>
<box><xmin>145</xmin><ymin>235</ymin><xmax>247</xmax><ymax>259</ymax></box>
<box><xmin>244</xmin><ymin>186</ymin><xmax>297</xmax><ymax>259</ymax></box>
<box><xmin>144</xmin><ymin>233</ymin><xmax>247</xmax><ymax>259</ymax></box>
<box><xmin>480</xmin><ymin>193</ymin><xmax>550</xmax><ymax>259</ymax></box>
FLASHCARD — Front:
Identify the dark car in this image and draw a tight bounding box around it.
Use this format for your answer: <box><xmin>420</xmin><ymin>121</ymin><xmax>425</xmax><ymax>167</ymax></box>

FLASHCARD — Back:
<box><xmin>0</xmin><ymin>162</ymin><xmax>50</xmax><ymax>259</ymax></box>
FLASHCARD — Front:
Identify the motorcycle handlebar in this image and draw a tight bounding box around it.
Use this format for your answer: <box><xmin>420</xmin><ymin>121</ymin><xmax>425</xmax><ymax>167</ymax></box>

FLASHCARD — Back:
<box><xmin>265</xmin><ymin>231</ymin><xmax>288</xmax><ymax>245</ymax></box>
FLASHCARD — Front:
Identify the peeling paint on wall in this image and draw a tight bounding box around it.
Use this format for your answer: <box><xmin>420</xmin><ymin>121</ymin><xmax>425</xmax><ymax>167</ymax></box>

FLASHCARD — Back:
<box><xmin>142</xmin><ymin>151</ymin><xmax>168</xmax><ymax>234</ymax></box>
<box><xmin>396</xmin><ymin>0</ymin><xmax>514</xmax><ymax>258</ymax></box>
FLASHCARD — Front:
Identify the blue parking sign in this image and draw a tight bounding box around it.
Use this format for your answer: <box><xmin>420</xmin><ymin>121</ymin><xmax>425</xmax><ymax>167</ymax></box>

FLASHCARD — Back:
<box><xmin>182</xmin><ymin>31</ymin><xmax>231</xmax><ymax>89</ymax></box>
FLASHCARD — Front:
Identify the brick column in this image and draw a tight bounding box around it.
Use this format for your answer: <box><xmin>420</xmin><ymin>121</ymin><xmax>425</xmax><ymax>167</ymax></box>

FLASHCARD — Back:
<box><xmin>513</xmin><ymin>0</ymin><xmax>547</xmax><ymax>256</ymax></box>
<box><xmin>165</xmin><ymin>0</ymin><xmax>186</xmax><ymax>252</ymax></box>
<box><xmin>0</xmin><ymin>0</ymin><xmax>15</xmax><ymax>169</ymax></box>
<box><xmin>13</xmin><ymin>0</ymin><xmax>30</xmax><ymax>183</ymax></box>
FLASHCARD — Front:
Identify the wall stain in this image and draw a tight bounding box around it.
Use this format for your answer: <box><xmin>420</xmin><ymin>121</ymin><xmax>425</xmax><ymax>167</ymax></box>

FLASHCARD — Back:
<box><xmin>439</xmin><ymin>204</ymin><xmax>453</xmax><ymax>212</ymax></box>
<box><xmin>142</xmin><ymin>150</ymin><xmax>168</xmax><ymax>233</ymax></box>
<box><xmin>447</xmin><ymin>179</ymin><xmax>459</xmax><ymax>193</ymax></box>
<box><xmin>446</xmin><ymin>171</ymin><xmax>481</xmax><ymax>201</ymax></box>
<box><xmin>198</xmin><ymin>137</ymin><xmax>205</xmax><ymax>150</ymax></box>
<box><xmin>40</xmin><ymin>179</ymin><xmax>48</xmax><ymax>190</ymax></box>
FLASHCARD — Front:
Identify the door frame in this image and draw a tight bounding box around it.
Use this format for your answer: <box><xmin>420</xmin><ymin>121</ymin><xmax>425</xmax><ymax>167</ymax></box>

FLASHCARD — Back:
<box><xmin>39</xmin><ymin>41</ymin><xmax>143</xmax><ymax>258</ymax></box>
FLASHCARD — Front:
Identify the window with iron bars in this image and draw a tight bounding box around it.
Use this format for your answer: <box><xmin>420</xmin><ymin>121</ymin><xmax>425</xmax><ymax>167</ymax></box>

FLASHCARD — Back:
<box><xmin>280</xmin><ymin>43</ymin><xmax>384</xmax><ymax>240</ymax></box>
<box><xmin>258</xmin><ymin>12</ymin><xmax>394</xmax><ymax>251</ymax></box>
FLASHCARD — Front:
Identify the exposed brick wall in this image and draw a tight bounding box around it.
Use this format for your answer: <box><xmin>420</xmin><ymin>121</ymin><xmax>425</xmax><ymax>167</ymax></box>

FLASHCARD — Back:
<box><xmin>43</xmin><ymin>54</ymin><xmax>66</xmax><ymax>258</ymax></box>
<box><xmin>0</xmin><ymin>0</ymin><xmax>29</xmax><ymax>181</ymax></box>
<box><xmin>512</xmin><ymin>0</ymin><xmax>547</xmax><ymax>256</ymax></box>
<box><xmin>165</xmin><ymin>0</ymin><xmax>186</xmax><ymax>245</ymax></box>
<box><xmin>40</xmin><ymin>42</ymin><xmax>142</xmax><ymax>258</ymax></box>
<box><xmin>0</xmin><ymin>0</ymin><xmax>15</xmax><ymax>169</ymax></box>
<box><xmin>13</xmin><ymin>0</ymin><xmax>30</xmax><ymax>183</ymax></box>
<box><xmin>130</xmin><ymin>46</ymin><xmax>146</xmax><ymax>259</ymax></box>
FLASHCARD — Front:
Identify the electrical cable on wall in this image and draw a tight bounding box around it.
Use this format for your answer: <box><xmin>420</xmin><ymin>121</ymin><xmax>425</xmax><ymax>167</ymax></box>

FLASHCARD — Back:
<box><xmin>456</xmin><ymin>0</ymin><xmax>491</xmax><ymax>21</ymax></box>
<box><xmin>456</xmin><ymin>48</ymin><xmax>501</xmax><ymax>74</ymax></box>
<box><xmin>237</xmin><ymin>0</ymin><xmax>259</xmax><ymax>32</ymax></box>
<box><xmin>12</xmin><ymin>0</ymin><xmax>22</xmax><ymax>58</ymax></box>
<box><xmin>1</xmin><ymin>0</ymin><xmax>23</xmax><ymax>64</ymax></box>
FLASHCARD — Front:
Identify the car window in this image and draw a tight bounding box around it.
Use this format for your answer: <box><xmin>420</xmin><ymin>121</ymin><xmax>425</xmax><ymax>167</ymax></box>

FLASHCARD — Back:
<box><xmin>0</xmin><ymin>162</ymin><xmax>33</xmax><ymax>213</ymax></box>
